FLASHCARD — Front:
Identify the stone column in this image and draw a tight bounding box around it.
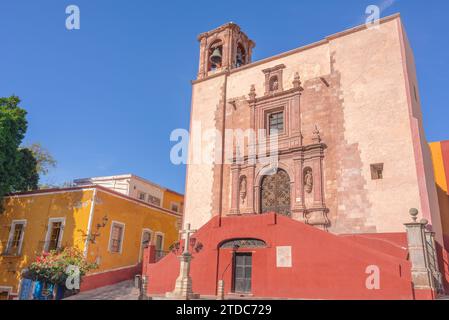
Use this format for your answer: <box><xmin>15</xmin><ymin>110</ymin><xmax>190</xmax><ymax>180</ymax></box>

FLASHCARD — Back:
<box><xmin>198</xmin><ymin>37</ymin><xmax>206</xmax><ymax>78</ymax></box>
<box><xmin>216</xmin><ymin>280</ymin><xmax>225</xmax><ymax>300</ymax></box>
<box><xmin>229</xmin><ymin>164</ymin><xmax>240</xmax><ymax>215</ymax></box>
<box><xmin>166</xmin><ymin>252</ymin><xmax>199</xmax><ymax>300</ymax></box>
<box><xmin>404</xmin><ymin>208</ymin><xmax>436</xmax><ymax>297</ymax></box>
<box><xmin>292</xmin><ymin>156</ymin><xmax>305</xmax><ymax>221</ymax></box>
<box><xmin>139</xmin><ymin>275</ymin><xmax>149</xmax><ymax>300</ymax></box>
<box><xmin>306</xmin><ymin>142</ymin><xmax>328</xmax><ymax>230</ymax></box>
<box><xmin>312</xmin><ymin>156</ymin><xmax>324</xmax><ymax>208</ymax></box>
<box><xmin>246</xmin><ymin>162</ymin><xmax>256</xmax><ymax>214</ymax></box>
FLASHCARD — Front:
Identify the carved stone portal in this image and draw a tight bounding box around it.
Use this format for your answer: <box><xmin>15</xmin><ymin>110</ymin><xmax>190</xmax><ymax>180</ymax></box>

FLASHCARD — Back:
<box><xmin>227</xmin><ymin>72</ymin><xmax>329</xmax><ymax>231</ymax></box>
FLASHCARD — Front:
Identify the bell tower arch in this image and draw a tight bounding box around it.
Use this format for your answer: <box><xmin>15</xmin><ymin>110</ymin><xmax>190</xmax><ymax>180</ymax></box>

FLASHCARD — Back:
<box><xmin>197</xmin><ymin>22</ymin><xmax>255</xmax><ymax>79</ymax></box>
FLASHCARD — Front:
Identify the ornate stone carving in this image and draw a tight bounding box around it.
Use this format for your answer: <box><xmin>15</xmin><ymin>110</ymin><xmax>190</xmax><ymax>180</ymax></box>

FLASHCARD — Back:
<box><xmin>312</xmin><ymin>125</ymin><xmax>322</xmax><ymax>143</ymax></box>
<box><xmin>262</xmin><ymin>64</ymin><xmax>285</xmax><ymax>95</ymax></box>
<box><xmin>304</xmin><ymin>168</ymin><xmax>313</xmax><ymax>194</ymax></box>
<box><xmin>240</xmin><ymin>176</ymin><xmax>247</xmax><ymax>205</ymax></box>
<box><xmin>292</xmin><ymin>72</ymin><xmax>304</xmax><ymax>91</ymax></box>
<box><xmin>269</xmin><ymin>76</ymin><xmax>279</xmax><ymax>92</ymax></box>
<box><xmin>248</xmin><ymin>85</ymin><xmax>256</xmax><ymax>101</ymax></box>
<box><xmin>220</xmin><ymin>238</ymin><xmax>266</xmax><ymax>249</ymax></box>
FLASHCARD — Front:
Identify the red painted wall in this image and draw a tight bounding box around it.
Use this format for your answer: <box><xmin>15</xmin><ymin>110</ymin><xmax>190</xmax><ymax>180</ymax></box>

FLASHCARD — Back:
<box><xmin>144</xmin><ymin>214</ymin><xmax>420</xmax><ymax>300</ymax></box>
<box><xmin>81</xmin><ymin>264</ymin><xmax>141</xmax><ymax>292</ymax></box>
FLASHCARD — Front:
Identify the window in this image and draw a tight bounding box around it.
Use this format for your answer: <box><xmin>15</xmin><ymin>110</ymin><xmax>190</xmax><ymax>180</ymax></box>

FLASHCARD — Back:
<box><xmin>139</xmin><ymin>229</ymin><xmax>152</xmax><ymax>262</ymax></box>
<box><xmin>208</xmin><ymin>41</ymin><xmax>223</xmax><ymax>71</ymax></box>
<box><xmin>0</xmin><ymin>287</ymin><xmax>12</xmax><ymax>300</ymax></box>
<box><xmin>109</xmin><ymin>221</ymin><xmax>125</xmax><ymax>253</ymax></box>
<box><xmin>155</xmin><ymin>233</ymin><xmax>164</xmax><ymax>251</ymax></box>
<box><xmin>4</xmin><ymin>220</ymin><xmax>26</xmax><ymax>256</ymax></box>
<box><xmin>236</xmin><ymin>43</ymin><xmax>246</xmax><ymax>67</ymax></box>
<box><xmin>155</xmin><ymin>233</ymin><xmax>165</xmax><ymax>261</ymax></box>
<box><xmin>370</xmin><ymin>163</ymin><xmax>384</xmax><ymax>180</ymax></box>
<box><xmin>138</xmin><ymin>192</ymin><xmax>146</xmax><ymax>201</ymax></box>
<box><xmin>44</xmin><ymin>218</ymin><xmax>65</xmax><ymax>252</ymax></box>
<box><xmin>268</xmin><ymin>112</ymin><xmax>284</xmax><ymax>134</ymax></box>
<box><xmin>148</xmin><ymin>195</ymin><xmax>161</xmax><ymax>206</ymax></box>
<box><xmin>170</xmin><ymin>202</ymin><xmax>180</xmax><ymax>213</ymax></box>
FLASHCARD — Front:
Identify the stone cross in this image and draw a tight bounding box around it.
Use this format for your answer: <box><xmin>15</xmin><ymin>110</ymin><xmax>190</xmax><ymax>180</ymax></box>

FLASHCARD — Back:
<box><xmin>166</xmin><ymin>223</ymin><xmax>200</xmax><ymax>299</ymax></box>
<box><xmin>180</xmin><ymin>223</ymin><xmax>197</xmax><ymax>255</ymax></box>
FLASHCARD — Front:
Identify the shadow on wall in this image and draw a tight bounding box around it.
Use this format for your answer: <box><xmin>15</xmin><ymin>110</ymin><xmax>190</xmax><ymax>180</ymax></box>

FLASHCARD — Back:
<box><xmin>0</xmin><ymin>190</ymin><xmax>84</xmax><ymax>293</ymax></box>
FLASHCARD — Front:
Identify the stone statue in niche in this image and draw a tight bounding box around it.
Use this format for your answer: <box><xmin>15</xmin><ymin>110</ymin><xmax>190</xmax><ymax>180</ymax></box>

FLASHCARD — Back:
<box><xmin>240</xmin><ymin>176</ymin><xmax>247</xmax><ymax>205</ymax></box>
<box><xmin>304</xmin><ymin>168</ymin><xmax>313</xmax><ymax>194</ymax></box>
<box><xmin>269</xmin><ymin>76</ymin><xmax>279</xmax><ymax>92</ymax></box>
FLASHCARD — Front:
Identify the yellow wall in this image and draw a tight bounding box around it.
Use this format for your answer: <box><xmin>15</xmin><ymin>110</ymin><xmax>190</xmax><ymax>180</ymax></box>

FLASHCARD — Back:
<box><xmin>86</xmin><ymin>189</ymin><xmax>180</xmax><ymax>273</ymax></box>
<box><xmin>162</xmin><ymin>190</ymin><xmax>184</xmax><ymax>213</ymax></box>
<box><xmin>429</xmin><ymin>142</ymin><xmax>449</xmax><ymax>241</ymax></box>
<box><xmin>0</xmin><ymin>187</ymin><xmax>182</xmax><ymax>295</ymax></box>
<box><xmin>0</xmin><ymin>189</ymin><xmax>93</xmax><ymax>294</ymax></box>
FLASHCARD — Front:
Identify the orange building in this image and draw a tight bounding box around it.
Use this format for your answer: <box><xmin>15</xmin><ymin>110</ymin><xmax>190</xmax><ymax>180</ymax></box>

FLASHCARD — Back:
<box><xmin>430</xmin><ymin>141</ymin><xmax>449</xmax><ymax>248</ymax></box>
<box><xmin>0</xmin><ymin>175</ymin><xmax>183</xmax><ymax>300</ymax></box>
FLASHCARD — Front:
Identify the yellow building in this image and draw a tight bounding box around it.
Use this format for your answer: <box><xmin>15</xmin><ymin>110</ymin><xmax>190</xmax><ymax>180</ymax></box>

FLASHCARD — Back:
<box><xmin>429</xmin><ymin>141</ymin><xmax>449</xmax><ymax>248</ymax></box>
<box><xmin>0</xmin><ymin>181</ymin><xmax>183</xmax><ymax>299</ymax></box>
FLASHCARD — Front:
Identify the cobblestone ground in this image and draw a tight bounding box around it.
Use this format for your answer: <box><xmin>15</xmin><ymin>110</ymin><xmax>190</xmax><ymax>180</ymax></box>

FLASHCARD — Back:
<box><xmin>65</xmin><ymin>281</ymin><xmax>449</xmax><ymax>300</ymax></box>
<box><xmin>65</xmin><ymin>280</ymin><xmax>139</xmax><ymax>300</ymax></box>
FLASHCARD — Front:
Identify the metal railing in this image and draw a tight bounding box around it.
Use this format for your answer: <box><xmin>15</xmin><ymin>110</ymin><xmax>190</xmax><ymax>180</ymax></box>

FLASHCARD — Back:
<box><xmin>36</xmin><ymin>240</ymin><xmax>63</xmax><ymax>253</ymax></box>
<box><xmin>155</xmin><ymin>250</ymin><xmax>168</xmax><ymax>262</ymax></box>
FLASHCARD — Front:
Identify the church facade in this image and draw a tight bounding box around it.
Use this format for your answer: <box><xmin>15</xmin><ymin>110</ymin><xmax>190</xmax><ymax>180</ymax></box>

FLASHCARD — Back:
<box><xmin>143</xmin><ymin>14</ymin><xmax>449</xmax><ymax>299</ymax></box>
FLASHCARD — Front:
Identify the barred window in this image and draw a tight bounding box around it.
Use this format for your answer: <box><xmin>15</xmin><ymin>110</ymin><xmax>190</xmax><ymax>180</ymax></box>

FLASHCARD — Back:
<box><xmin>109</xmin><ymin>222</ymin><xmax>125</xmax><ymax>253</ymax></box>
<box><xmin>5</xmin><ymin>221</ymin><xmax>26</xmax><ymax>256</ymax></box>
<box><xmin>268</xmin><ymin>112</ymin><xmax>284</xmax><ymax>134</ymax></box>
<box><xmin>48</xmin><ymin>222</ymin><xmax>62</xmax><ymax>251</ymax></box>
<box><xmin>155</xmin><ymin>234</ymin><xmax>164</xmax><ymax>251</ymax></box>
<box><xmin>148</xmin><ymin>195</ymin><xmax>161</xmax><ymax>206</ymax></box>
<box><xmin>171</xmin><ymin>202</ymin><xmax>180</xmax><ymax>212</ymax></box>
<box><xmin>138</xmin><ymin>192</ymin><xmax>146</xmax><ymax>201</ymax></box>
<box><xmin>370</xmin><ymin>163</ymin><xmax>384</xmax><ymax>180</ymax></box>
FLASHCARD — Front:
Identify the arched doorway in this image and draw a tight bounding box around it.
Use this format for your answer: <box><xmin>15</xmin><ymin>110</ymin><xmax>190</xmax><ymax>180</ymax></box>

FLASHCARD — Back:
<box><xmin>260</xmin><ymin>169</ymin><xmax>291</xmax><ymax>217</ymax></box>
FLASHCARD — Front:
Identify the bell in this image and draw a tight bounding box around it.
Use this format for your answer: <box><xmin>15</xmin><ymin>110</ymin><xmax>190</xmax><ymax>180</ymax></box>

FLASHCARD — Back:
<box><xmin>236</xmin><ymin>52</ymin><xmax>243</xmax><ymax>67</ymax></box>
<box><xmin>209</xmin><ymin>47</ymin><xmax>222</xmax><ymax>65</ymax></box>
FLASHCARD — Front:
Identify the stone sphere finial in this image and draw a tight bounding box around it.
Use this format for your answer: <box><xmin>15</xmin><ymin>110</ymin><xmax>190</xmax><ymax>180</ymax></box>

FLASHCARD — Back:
<box><xmin>409</xmin><ymin>208</ymin><xmax>419</xmax><ymax>222</ymax></box>
<box><xmin>420</xmin><ymin>218</ymin><xmax>428</xmax><ymax>226</ymax></box>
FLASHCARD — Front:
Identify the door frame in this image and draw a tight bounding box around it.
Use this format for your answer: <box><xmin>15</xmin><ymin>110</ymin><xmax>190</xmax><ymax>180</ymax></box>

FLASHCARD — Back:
<box><xmin>232</xmin><ymin>252</ymin><xmax>253</xmax><ymax>294</ymax></box>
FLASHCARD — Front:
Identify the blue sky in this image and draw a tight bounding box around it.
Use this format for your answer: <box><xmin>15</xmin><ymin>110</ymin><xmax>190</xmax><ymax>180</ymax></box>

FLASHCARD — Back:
<box><xmin>1</xmin><ymin>0</ymin><xmax>448</xmax><ymax>194</ymax></box>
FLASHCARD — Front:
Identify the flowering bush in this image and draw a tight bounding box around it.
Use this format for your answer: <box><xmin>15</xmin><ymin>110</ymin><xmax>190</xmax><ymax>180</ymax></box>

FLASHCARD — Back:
<box><xmin>25</xmin><ymin>247</ymin><xmax>97</xmax><ymax>285</ymax></box>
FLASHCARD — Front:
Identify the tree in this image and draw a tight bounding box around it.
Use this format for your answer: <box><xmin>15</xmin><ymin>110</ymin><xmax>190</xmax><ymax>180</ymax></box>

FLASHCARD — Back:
<box><xmin>14</xmin><ymin>148</ymin><xmax>39</xmax><ymax>191</ymax></box>
<box><xmin>0</xmin><ymin>96</ymin><xmax>39</xmax><ymax>210</ymax></box>
<box><xmin>26</xmin><ymin>142</ymin><xmax>57</xmax><ymax>176</ymax></box>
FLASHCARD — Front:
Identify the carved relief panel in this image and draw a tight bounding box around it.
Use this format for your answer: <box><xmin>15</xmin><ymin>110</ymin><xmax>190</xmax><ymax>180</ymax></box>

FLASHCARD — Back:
<box><xmin>228</xmin><ymin>67</ymin><xmax>329</xmax><ymax>231</ymax></box>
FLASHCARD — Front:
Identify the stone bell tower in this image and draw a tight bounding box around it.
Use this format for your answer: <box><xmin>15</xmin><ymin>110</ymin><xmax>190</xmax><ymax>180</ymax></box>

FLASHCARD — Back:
<box><xmin>197</xmin><ymin>22</ymin><xmax>255</xmax><ymax>79</ymax></box>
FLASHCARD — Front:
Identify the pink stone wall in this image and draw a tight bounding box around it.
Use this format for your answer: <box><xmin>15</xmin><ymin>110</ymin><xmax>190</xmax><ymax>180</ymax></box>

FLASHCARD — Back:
<box><xmin>184</xmin><ymin>15</ymin><xmax>439</xmax><ymax>237</ymax></box>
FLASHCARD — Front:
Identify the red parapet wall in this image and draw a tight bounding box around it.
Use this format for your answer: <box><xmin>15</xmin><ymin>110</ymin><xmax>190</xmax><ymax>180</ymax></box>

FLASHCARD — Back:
<box><xmin>143</xmin><ymin>213</ymin><xmax>422</xmax><ymax>300</ymax></box>
<box><xmin>81</xmin><ymin>264</ymin><xmax>141</xmax><ymax>292</ymax></box>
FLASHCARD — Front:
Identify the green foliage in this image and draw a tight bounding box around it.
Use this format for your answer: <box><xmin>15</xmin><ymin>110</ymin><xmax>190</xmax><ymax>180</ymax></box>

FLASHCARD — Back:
<box><xmin>0</xmin><ymin>96</ymin><xmax>41</xmax><ymax>210</ymax></box>
<box><xmin>14</xmin><ymin>148</ymin><xmax>39</xmax><ymax>191</ymax></box>
<box><xmin>25</xmin><ymin>247</ymin><xmax>98</xmax><ymax>285</ymax></box>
